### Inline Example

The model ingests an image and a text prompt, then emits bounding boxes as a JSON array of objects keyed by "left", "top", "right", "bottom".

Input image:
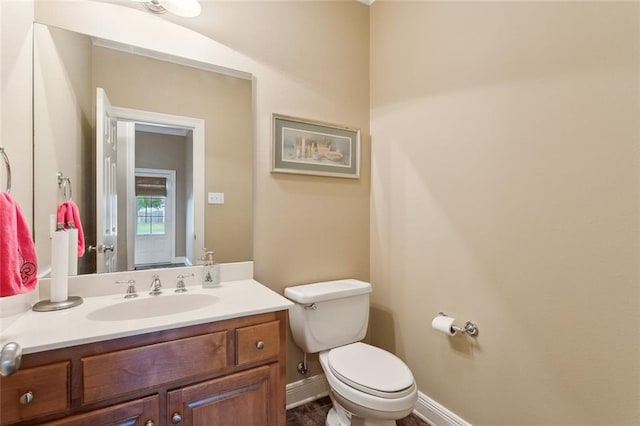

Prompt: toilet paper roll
[
  {"left": 67, "top": 228, "right": 78, "bottom": 276},
  {"left": 50, "top": 230, "right": 69, "bottom": 303},
  {"left": 431, "top": 314, "right": 457, "bottom": 336}
]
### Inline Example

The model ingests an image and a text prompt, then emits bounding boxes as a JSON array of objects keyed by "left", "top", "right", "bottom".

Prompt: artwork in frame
[{"left": 272, "top": 114, "right": 360, "bottom": 179}]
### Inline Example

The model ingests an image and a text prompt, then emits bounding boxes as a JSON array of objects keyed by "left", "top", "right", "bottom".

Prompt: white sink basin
[{"left": 87, "top": 293, "right": 218, "bottom": 321}]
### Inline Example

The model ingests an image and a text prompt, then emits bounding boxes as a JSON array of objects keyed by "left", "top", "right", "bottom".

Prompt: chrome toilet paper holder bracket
[{"left": 438, "top": 312, "right": 479, "bottom": 336}]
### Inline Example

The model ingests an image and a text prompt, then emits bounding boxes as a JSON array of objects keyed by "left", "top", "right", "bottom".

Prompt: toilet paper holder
[{"left": 437, "top": 312, "right": 479, "bottom": 336}]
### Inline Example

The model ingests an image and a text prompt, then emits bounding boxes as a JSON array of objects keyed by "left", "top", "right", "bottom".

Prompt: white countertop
[{"left": 0, "top": 279, "right": 293, "bottom": 354}]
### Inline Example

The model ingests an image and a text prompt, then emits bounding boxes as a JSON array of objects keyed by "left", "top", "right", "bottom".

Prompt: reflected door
[
  {"left": 134, "top": 169, "right": 175, "bottom": 267},
  {"left": 96, "top": 88, "right": 118, "bottom": 273}
]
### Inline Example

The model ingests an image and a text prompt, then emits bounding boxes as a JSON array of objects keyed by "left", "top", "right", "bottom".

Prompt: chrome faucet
[
  {"left": 149, "top": 274, "right": 162, "bottom": 296},
  {"left": 116, "top": 279, "right": 138, "bottom": 299},
  {"left": 175, "top": 273, "right": 194, "bottom": 293}
]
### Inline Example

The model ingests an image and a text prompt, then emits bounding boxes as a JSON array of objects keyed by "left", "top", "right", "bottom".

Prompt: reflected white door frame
[{"left": 113, "top": 106, "right": 205, "bottom": 268}]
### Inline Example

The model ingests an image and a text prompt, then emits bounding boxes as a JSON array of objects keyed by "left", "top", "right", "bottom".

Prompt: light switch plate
[{"left": 207, "top": 192, "right": 225, "bottom": 204}]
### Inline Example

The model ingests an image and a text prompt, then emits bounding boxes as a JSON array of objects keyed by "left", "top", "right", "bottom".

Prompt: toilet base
[
  {"left": 326, "top": 407, "right": 349, "bottom": 426},
  {"left": 325, "top": 393, "right": 397, "bottom": 426}
]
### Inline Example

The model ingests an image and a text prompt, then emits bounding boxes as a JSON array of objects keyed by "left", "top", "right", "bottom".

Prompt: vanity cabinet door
[
  {"left": 167, "top": 364, "right": 278, "bottom": 426},
  {"left": 43, "top": 395, "right": 159, "bottom": 426}
]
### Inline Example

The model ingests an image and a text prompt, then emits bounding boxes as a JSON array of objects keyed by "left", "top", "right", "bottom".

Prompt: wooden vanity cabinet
[{"left": 0, "top": 311, "right": 287, "bottom": 426}]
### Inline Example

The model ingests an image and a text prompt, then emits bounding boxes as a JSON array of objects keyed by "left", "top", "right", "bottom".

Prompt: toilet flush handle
[{"left": 304, "top": 303, "right": 317, "bottom": 310}]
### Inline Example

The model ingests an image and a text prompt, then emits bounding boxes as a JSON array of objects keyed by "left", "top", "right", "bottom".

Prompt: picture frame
[{"left": 272, "top": 114, "right": 360, "bottom": 179}]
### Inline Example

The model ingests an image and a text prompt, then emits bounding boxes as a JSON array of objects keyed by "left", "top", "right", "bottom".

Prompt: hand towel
[
  {"left": 0, "top": 192, "right": 38, "bottom": 297},
  {"left": 64, "top": 200, "right": 85, "bottom": 257},
  {"left": 56, "top": 202, "right": 67, "bottom": 230}
]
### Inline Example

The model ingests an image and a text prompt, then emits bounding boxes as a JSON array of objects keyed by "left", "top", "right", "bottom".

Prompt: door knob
[
  {"left": 171, "top": 412, "right": 182, "bottom": 424},
  {"left": 89, "top": 244, "right": 114, "bottom": 253}
]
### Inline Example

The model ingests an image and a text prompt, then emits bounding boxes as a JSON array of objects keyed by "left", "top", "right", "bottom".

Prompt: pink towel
[
  {"left": 56, "top": 200, "right": 85, "bottom": 257},
  {"left": 56, "top": 202, "right": 67, "bottom": 230},
  {"left": 65, "top": 200, "right": 85, "bottom": 257},
  {"left": 0, "top": 192, "right": 38, "bottom": 297}
]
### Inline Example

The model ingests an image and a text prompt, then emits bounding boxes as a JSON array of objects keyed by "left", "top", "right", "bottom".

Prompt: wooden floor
[{"left": 286, "top": 397, "right": 429, "bottom": 426}]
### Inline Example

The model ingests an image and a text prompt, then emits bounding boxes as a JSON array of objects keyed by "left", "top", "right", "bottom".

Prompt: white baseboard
[
  {"left": 286, "top": 375, "right": 471, "bottom": 426},
  {"left": 286, "top": 374, "right": 330, "bottom": 410},
  {"left": 414, "top": 390, "right": 471, "bottom": 426}
]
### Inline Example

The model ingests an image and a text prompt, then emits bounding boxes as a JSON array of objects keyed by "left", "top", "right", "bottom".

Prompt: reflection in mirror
[
  {"left": 95, "top": 87, "right": 206, "bottom": 274},
  {"left": 33, "top": 23, "right": 253, "bottom": 276}
]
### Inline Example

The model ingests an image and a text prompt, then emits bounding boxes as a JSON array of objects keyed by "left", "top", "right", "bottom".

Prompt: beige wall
[
  {"left": 1, "top": 0, "right": 33, "bottom": 220},
  {"left": 370, "top": 2, "right": 639, "bottom": 424}
]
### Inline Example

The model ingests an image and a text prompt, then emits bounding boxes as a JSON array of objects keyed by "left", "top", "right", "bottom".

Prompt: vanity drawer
[
  {"left": 0, "top": 361, "right": 70, "bottom": 425},
  {"left": 236, "top": 320, "right": 280, "bottom": 365},
  {"left": 82, "top": 331, "right": 228, "bottom": 404}
]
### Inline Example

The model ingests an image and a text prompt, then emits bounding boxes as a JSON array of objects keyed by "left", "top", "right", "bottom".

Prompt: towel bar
[{"left": 57, "top": 171, "right": 72, "bottom": 201}]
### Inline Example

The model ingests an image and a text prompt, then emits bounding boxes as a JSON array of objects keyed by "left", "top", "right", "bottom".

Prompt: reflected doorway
[
  {"left": 134, "top": 169, "right": 175, "bottom": 267},
  {"left": 110, "top": 107, "right": 204, "bottom": 272}
]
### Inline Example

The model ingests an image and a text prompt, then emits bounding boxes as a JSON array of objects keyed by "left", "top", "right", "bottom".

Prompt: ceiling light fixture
[{"left": 134, "top": 0, "right": 202, "bottom": 18}]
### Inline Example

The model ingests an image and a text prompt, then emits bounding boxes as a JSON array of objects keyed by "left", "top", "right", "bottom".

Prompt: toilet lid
[{"left": 328, "top": 342, "right": 415, "bottom": 398}]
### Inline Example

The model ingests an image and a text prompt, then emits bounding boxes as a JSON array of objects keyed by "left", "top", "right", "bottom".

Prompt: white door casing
[
  {"left": 96, "top": 88, "right": 118, "bottom": 273},
  {"left": 112, "top": 107, "right": 204, "bottom": 267}
]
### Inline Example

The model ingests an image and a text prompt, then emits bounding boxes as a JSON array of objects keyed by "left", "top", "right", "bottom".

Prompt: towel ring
[
  {"left": 57, "top": 172, "right": 72, "bottom": 201},
  {"left": 0, "top": 147, "right": 11, "bottom": 193}
]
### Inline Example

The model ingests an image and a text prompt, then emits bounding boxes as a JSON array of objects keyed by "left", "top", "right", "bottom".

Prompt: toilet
[{"left": 284, "top": 279, "right": 418, "bottom": 426}]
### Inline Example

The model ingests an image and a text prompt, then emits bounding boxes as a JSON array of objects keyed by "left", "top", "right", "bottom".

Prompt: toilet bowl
[
  {"left": 320, "top": 343, "right": 417, "bottom": 426},
  {"left": 284, "top": 279, "right": 418, "bottom": 426}
]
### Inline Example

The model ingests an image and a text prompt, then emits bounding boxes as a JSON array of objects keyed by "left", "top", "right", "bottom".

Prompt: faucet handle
[
  {"left": 149, "top": 274, "right": 162, "bottom": 296},
  {"left": 115, "top": 280, "right": 138, "bottom": 299},
  {"left": 175, "top": 273, "right": 195, "bottom": 293}
]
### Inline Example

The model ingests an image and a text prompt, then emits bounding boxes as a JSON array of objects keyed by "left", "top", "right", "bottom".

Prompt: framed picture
[{"left": 272, "top": 114, "right": 360, "bottom": 179}]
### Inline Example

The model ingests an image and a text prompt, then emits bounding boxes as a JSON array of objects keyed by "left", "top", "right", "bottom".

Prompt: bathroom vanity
[{"left": 0, "top": 276, "right": 292, "bottom": 426}]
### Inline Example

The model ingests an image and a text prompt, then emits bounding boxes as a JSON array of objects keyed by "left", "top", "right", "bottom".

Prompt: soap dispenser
[{"left": 201, "top": 249, "right": 220, "bottom": 288}]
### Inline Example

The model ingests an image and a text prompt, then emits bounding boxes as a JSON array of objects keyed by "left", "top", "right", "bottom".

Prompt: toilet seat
[
  {"left": 319, "top": 344, "right": 418, "bottom": 417},
  {"left": 328, "top": 342, "right": 415, "bottom": 399}
]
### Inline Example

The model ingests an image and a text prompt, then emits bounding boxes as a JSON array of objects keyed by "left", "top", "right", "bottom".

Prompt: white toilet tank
[{"left": 284, "top": 279, "right": 372, "bottom": 353}]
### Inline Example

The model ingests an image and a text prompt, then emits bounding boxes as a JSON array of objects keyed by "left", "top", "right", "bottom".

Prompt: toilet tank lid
[{"left": 284, "top": 279, "right": 371, "bottom": 304}]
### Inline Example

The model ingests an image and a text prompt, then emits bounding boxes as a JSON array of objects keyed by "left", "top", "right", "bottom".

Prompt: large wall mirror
[{"left": 33, "top": 22, "right": 253, "bottom": 276}]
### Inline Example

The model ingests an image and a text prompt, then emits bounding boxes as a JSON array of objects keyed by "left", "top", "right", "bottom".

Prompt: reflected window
[
  {"left": 135, "top": 175, "right": 167, "bottom": 236},
  {"left": 136, "top": 196, "right": 166, "bottom": 235}
]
